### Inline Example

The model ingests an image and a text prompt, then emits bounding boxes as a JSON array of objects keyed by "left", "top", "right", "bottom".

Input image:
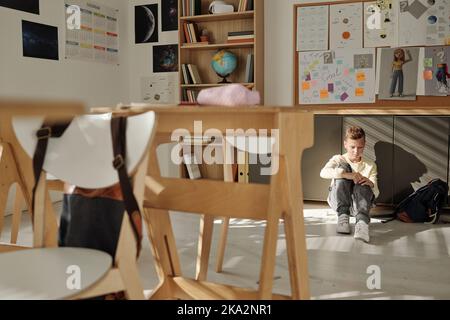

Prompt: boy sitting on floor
[{"left": 320, "top": 126, "right": 379, "bottom": 243}]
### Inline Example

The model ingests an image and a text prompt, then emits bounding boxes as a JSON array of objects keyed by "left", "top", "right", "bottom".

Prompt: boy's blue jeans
[{"left": 327, "top": 163, "right": 374, "bottom": 224}]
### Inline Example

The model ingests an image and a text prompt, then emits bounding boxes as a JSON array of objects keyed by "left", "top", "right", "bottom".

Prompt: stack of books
[
  {"left": 227, "top": 31, "right": 254, "bottom": 44},
  {"left": 183, "top": 22, "right": 200, "bottom": 44},
  {"left": 182, "top": 89, "right": 200, "bottom": 104},
  {"left": 181, "top": 0, "right": 202, "bottom": 17},
  {"left": 181, "top": 64, "right": 203, "bottom": 85},
  {"left": 237, "top": 0, "right": 254, "bottom": 12}
]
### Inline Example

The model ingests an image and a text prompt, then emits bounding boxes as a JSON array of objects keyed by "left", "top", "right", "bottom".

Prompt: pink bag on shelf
[{"left": 197, "top": 84, "right": 261, "bottom": 106}]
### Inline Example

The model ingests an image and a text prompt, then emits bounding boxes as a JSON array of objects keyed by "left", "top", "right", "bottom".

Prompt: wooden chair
[{"left": 0, "top": 111, "right": 156, "bottom": 299}]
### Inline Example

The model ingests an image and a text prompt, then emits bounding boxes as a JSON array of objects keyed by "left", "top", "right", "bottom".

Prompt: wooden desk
[
  {"left": 120, "top": 106, "right": 313, "bottom": 300},
  {"left": 0, "top": 99, "right": 84, "bottom": 249}
]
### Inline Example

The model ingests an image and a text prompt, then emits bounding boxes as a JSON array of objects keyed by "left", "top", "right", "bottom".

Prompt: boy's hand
[
  {"left": 343, "top": 172, "right": 364, "bottom": 184},
  {"left": 358, "top": 177, "right": 374, "bottom": 188}
]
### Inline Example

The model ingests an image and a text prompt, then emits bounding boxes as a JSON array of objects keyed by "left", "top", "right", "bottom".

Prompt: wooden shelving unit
[{"left": 178, "top": 0, "right": 264, "bottom": 104}]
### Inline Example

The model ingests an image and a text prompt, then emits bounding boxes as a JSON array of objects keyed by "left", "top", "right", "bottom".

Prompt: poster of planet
[
  {"left": 162, "top": 0, "right": 178, "bottom": 31},
  {"left": 153, "top": 44, "right": 178, "bottom": 73},
  {"left": 22, "top": 20, "right": 59, "bottom": 61},
  {"left": 135, "top": 4, "right": 158, "bottom": 44},
  {"left": 0, "top": 0, "right": 39, "bottom": 14}
]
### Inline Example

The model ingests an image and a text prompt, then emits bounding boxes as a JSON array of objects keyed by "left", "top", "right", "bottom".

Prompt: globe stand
[{"left": 217, "top": 73, "right": 231, "bottom": 84}]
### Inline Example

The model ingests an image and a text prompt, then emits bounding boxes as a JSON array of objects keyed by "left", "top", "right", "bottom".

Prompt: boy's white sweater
[{"left": 320, "top": 153, "right": 379, "bottom": 198}]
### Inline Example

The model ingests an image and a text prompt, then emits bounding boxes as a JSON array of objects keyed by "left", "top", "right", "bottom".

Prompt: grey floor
[{"left": 2, "top": 202, "right": 450, "bottom": 300}]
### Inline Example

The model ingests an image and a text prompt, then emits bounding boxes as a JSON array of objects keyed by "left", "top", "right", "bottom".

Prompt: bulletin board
[{"left": 293, "top": 0, "right": 450, "bottom": 107}]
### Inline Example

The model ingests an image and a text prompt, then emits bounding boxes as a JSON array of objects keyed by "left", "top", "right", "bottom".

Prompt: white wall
[
  {"left": 264, "top": 0, "right": 331, "bottom": 106},
  {"left": 0, "top": 0, "right": 130, "bottom": 107},
  {"left": 0, "top": 0, "right": 130, "bottom": 216}
]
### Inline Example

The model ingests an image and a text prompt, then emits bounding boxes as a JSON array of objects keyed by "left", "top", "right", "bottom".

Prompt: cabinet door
[
  {"left": 342, "top": 116, "right": 394, "bottom": 205},
  {"left": 302, "top": 116, "right": 342, "bottom": 201},
  {"left": 394, "top": 117, "right": 450, "bottom": 204}
]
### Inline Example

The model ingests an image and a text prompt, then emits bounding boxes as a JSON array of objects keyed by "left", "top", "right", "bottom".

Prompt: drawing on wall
[
  {"left": 153, "top": 44, "right": 178, "bottom": 72},
  {"left": 141, "top": 74, "right": 177, "bottom": 104},
  {"left": 22, "top": 20, "right": 58, "bottom": 61},
  {"left": 65, "top": 0, "right": 120, "bottom": 65},
  {"left": 162, "top": 0, "right": 178, "bottom": 31},
  {"left": 330, "top": 3, "right": 363, "bottom": 49},
  {"left": 135, "top": 4, "right": 158, "bottom": 44},
  {"left": 378, "top": 47, "right": 420, "bottom": 100},
  {"left": 0, "top": 0, "right": 39, "bottom": 14},
  {"left": 398, "top": 0, "right": 450, "bottom": 46},
  {"left": 298, "top": 48, "right": 376, "bottom": 104},
  {"left": 423, "top": 46, "right": 450, "bottom": 95},
  {"left": 296, "top": 5, "right": 329, "bottom": 51},
  {"left": 364, "top": 0, "right": 399, "bottom": 48}
]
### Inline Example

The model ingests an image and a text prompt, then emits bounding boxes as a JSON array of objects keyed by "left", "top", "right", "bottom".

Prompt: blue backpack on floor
[{"left": 383, "top": 179, "right": 448, "bottom": 224}]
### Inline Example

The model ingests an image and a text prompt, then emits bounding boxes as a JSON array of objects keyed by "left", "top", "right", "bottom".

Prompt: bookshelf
[{"left": 178, "top": 0, "right": 264, "bottom": 104}]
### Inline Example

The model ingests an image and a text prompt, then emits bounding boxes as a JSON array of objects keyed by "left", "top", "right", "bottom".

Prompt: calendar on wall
[{"left": 65, "top": 0, "right": 119, "bottom": 65}]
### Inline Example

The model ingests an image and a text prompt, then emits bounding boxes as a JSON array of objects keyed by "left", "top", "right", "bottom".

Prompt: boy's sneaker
[
  {"left": 354, "top": 221, "right": 370, "bottom": 243},
  {"left": 337, "top": 214, "right": 351, "bottom": 234}
]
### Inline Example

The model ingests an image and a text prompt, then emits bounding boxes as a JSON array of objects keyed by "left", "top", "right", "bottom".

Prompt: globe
[{"left": 211, "top": 50, "right": 238, "bottom": 83}]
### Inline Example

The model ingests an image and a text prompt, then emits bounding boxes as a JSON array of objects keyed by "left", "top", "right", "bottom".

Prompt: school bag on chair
[{"left": 383, "top": 179, "right": 449, "bottom": 224}]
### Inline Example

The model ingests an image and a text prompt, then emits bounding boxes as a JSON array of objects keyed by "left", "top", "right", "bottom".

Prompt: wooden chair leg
[
  {"left": 10, "top": 187, "right": 24, "bottom": 244},
  {"left": 195, "top": 215, "right": 214, "bottom": 281},
  {"left": 0, "top": 185, "right": 8, "bottom": 239},
  {"left": 214, "top": 142, "right": 234, "bottom": 273},
  {"left": 215, "top": 217, "right": 230, "bottom": 273}
]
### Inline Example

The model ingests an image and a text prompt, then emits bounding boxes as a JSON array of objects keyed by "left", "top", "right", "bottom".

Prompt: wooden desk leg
[
  {"left": 279, "top": 113, "right": 312, "bottom": 300},
  {"left": 144, "top": 140, "right": 182, "bottom": 299},
  {"left": 258, "top": 157, "right": 285, "bottom": 299}
]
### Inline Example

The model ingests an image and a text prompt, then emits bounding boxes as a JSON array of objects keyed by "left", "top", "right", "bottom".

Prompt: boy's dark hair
[{"left": 345, "top": 126, "right": 366, "bottom": 141}]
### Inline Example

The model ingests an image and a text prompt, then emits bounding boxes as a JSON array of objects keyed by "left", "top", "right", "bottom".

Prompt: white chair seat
[{"left": 0, "top": 248, "right": 112, "bottom": 300}]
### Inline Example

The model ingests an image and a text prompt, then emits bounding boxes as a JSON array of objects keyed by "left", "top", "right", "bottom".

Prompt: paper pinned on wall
[
  {"left": 398, "top": 0, "right": 450, "bottom": 46},
  {"left": 423, "top": 46, "right": 450, "bottom": 96},
  {"left": 296, "top": 5, "right": 329, "bottom": 51},
  {"left": 140, "top": 74, "right": 177, "bottom": 104},
  {"left": 298, "top": 48, "right": 376, "bottom": 104},
  {"left": 364, "top": 0, "right": 399, "bottom": 48},
  {"left": 330, "top": 2, "right": 363, "bottom": 49}
]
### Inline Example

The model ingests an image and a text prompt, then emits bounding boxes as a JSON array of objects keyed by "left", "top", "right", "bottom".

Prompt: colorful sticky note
[
  {"left": 424, "top": 58, "right": 433, "bottom": 68},
  {"left": 320, "top": 89, "right": 329, "bottom": 99},
  {"left": 350, "top": 68, "right": 355, "bottom": 74},
  {"left": 311, "top": 80, "right": 318, "bottom": 87},
  {"left": 302, "top": 81, "right": 311, "bottom": 90},
  {"left": 340, "top": 92, "right": 349, "bottom": 101},
  {"left": 305, "top": 73, "right": 312, "bottom": 81},
  {"left": 328, "top": 83, "right": 334, "bottom": 92},
  {"left": 356, "top": 72, "right": 366, "bottom": 82},
  {"left": 423, "top": 70, "right": 433, "bottom": 80},
  {"left": 343, "top": 69, "right": 350, "bottom": 76},
  {"left": 358, "top": 82, "right": 365, "bottom": 87},
  {"left": 355, "top": 88, "right": 365, "bottom": 97},
  {"left": 337, "top": 60, "right": 343, "bottom": 65},
  {"left": 335, "top": 95, "right": 341, "bottom": 100}
]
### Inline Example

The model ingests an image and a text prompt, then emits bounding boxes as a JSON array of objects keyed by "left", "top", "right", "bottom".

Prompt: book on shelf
[
  {"left": 228, "top": 31, "right": 254, "bottom": 36},
  {"left": 183, "top": 153, "right": 202, "bottom": 180},
  {"left": 227, "top": 38, "right": 255, "bottom": 44},
  {"left": 181, "top": 64, "right": 194, "bottom": 84},
  {"left": 227, "top": 34, "right": 255, "bottom": 40},
  {"left": 238, "top": 0, "right": 254, "bottom": 12},
  {"left": 245, "top": 53, "right": 254, "bottom": 83},
  {"left": 187, "top": 64, "right": 203, "bottom": 84},
  {"left": 182, "top": 0, "right": 202, "bottom": 17}
]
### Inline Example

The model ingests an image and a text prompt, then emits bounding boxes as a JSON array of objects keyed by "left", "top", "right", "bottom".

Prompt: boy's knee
[{"left": 354, "top": 184, "right": 374, "bottom": 198}]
